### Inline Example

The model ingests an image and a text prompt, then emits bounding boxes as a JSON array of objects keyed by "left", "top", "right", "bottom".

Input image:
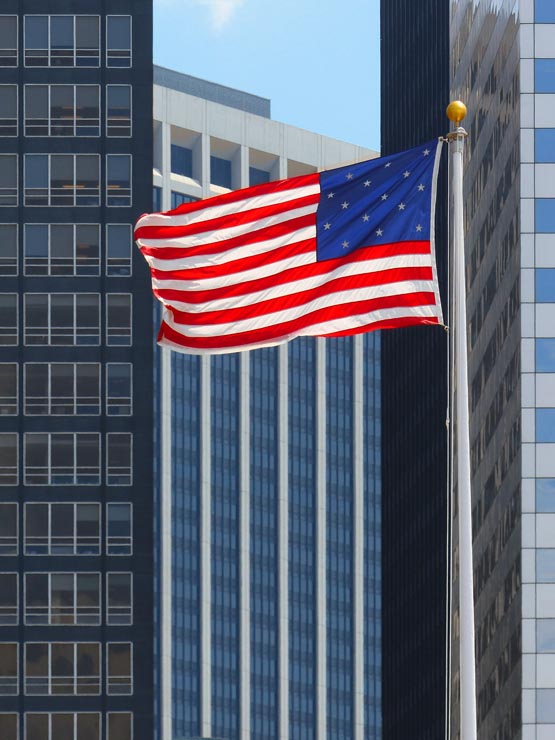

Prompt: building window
[
  {"left": 24, "top": 84, "right": 100, "bottom": 137},
  {"left": 24, "top": 16, "right": 100, "bottom": 67},
  {"left": 25, "top": 223, "right": 100, "bottom": 277},
  {"left": 537, "top": 130, "right": 555, "bottom": 163},
  {"left": 0, "top": 154, "right": 17, "bottom": 206},
  {"left": 0, "top": 433, "right": 17, "bottom": 485},
  {"left": 0, "top": 363, "right": 17, "bottom": 415},
  {"left": 0, "top": 85, "right": 17, "bottom": 135},
  {"left": 24, "top": 154, "right": 100, "bottom": 206},
  {"left": 153, "top": 186, "right": 162, "bottom": 211},
  {"left": 25, "top": 713, "right": 100, "bottom": 740},
  {"left": 24, "top": 432, "right": 100, "bottom": 486},
  {"left": 106, "top": 224, "right": 132, "bottom": 276},
  {"left": 25, "top": 572, "right": 100, "bottom": 626},
  {"left": 106, "top": 294, "right": 132, "bottom": 346},
  {"left": 249, "top": 166, "right": 270, "bottom": 186},
  {"left": 106, "top": 433, "right": 132, "bottom": 485},
  {"left": 24, "top": 293, "right": 100, "bottom": 346},
  {"left": 537, "top": 269, "right": 555, "bottom": 302},
  {"left": 24, "top": 642, "right": 100, "bottom": 695},
  {"left": 107, "top": 155, "right": 132, "bottom": 207},
  {"left": 0, "top": 504, "right": 17, "bottom": 555},
  {"left": 0, "top": 224, "right": 17, "bottom": 275},
  {"left": 0, "top": 295, "right": 17, "bottom": 345},
  {"left": 107, "top": 364, "right": 132, "bottom": 416},
  {"left": 107, "top": 85, "right": 131, "bottom": 137},
  {"left": 106, "top": 16, "right": 131, "bottom": 67},
  {"left": 0, "top": 714, "right": 17, "bottom": 740},
  {"left": 25, "top": 363, "right": 100, "bottom": 416},
  {"left": 536, "top": 59, "right": 555, "bottom": 94},
  {"left": 107, "top": 713, "right": 132, "bottom": 740},
  {"left": 171, "top": 191, "right": 197, "bottom": 210},
  {"left": 171, "top": 144, "right": 193, "bottom": 177},
  {"left": 536, "top": 0, "right": 555, "bottom": 23},
  {"left": 537, "top": 409, "right": 555, "bottom": 443},
  {"left": 107, "top": 573, "right": 132, "bottom": 625},
  {"left": 0, "top": 643, "right": 18, "bottom": 695},
  {"left": 25, "top": 502, "right": 100, "bottom": 556},
  {"left": 107, "top": 504, "right": 132, "bottom": 555},
  {"left": 210, "top": 155, "right": 232, "bottom": 188},
  {"left": 0, "top": 16, "right": 17, "bottom": 67},
  {"left": 107, "top": 643, "right": 132, "bottom": 695},
  {"left": 0, "top": 573, "right": 17, "bottom": 625}
]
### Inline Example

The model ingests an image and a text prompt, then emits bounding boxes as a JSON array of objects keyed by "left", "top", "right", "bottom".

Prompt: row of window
[
  {"left": 0, "top": 641, "right": 132, "bottom": 695},
  {"left": 0, "top": 154, "right": 132, "bottom": 207},
  {"left": 0, "top": 502, "right": 132, "bottom": 556},
  {"left": 0, "top": 363, "right": 132, "bottom": 416},
  {"left": 0, "top": 84, "right": 131, "bottom": 137},
  {"left": 0, "top": 432, "right": 132, "bottom": 486},
  {"left": 0, "top": 223, "right": 132, "bottom": 277},
  {"left": 0, "top": 15, "right": 132, "bottom": 68},
  {"left": 0, "top": 293, "right": 132, "bottom": 347},
  {"left": 0, "top": 712, "right": 132, "bottom": 740},
  {"left": 0, "top": 571, "right": 132, "bottom": 626},
  {"left": 166, "top": 143, "right": 273, "bottom": 190}
]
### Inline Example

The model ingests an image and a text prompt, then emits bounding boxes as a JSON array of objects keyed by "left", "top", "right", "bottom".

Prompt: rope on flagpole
[{"left": 446, "top": 100, "right": 477, "bottom": 740}]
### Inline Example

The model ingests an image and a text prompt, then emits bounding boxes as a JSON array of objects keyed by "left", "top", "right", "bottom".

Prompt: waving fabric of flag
[{"left": 135, "top": 140, "right": 444, "bottom": 354}]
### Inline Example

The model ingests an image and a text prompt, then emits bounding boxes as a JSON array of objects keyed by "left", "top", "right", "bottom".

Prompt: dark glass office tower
[
  {"left": 0, "top": 2, "right": 153, "bottom": 739},
  {"left": 380, "top": 2, "right": 451, "bottom": 739}
]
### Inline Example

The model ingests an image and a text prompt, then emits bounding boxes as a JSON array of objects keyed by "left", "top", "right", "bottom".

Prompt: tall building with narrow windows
[
  {"left": 152, "top": 67, "right": 382, "bottom": 740},
  {"left": 0, "top": 3, "right": 154, "bottom": 740},
  {"left": 383, "top": 1, "right": 555, "bottom": 739}
]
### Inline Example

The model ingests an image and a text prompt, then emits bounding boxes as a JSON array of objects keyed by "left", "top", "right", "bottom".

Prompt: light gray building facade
[{"left": 152, "top": 67, "right": 382, "bottom": 740}]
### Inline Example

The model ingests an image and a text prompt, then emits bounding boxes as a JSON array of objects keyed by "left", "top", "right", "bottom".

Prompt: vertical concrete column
[
  {"left": 278, "top": 343, "right": 289, "bottom": 739},
  {"left": 240, "top": 351, "right": 251, "bottom": 740},
  {"left": 353, "top": 335, "right": 364, "bottom": 740},
  {"left": 316, "top": 337, "right": 327, "bottom": 740},
  {"left": 200, "top": 355, "right": 212, "bottom": 737}
]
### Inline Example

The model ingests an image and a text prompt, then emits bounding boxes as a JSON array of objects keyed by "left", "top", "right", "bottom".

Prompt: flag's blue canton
[{"left": 316, "top": 140, "right": 440, "bottom": 262}]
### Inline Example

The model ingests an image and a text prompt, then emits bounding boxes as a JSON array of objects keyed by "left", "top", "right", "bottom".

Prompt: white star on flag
[
  {"left": 328, "top": 192, "right": 335, "bottom": 199},
  {"left": 324, "top": 222, "right": 331, "bottom": 230},
  {"left": 364, "top": 180, "right": 371, "bottom": 187},
  {"left": 403, "top": 170, "right": 411, "bottom": 178},
  {"left": 362, "top": 214, "right": 369, "bottom": 222},
  {"left": 398, "top": 203, "right": 406, "bottom": 211},
  {"left": 418, "top": 184, "right": 425, "bottom": 191},
  {"left": 342, "top": 240, "right": 349, "bottom": 249},
  {"left": 376, "top": 228, "right": 383, "bottom": 236},
  {"left": 416, "top": 224, "right": 423, "bottom": 232},
  {"left": 341, "top": 201, "right": 349, "bottom": 209},
  {"left": 381, "top": 194, "right": 388, "bottom": 201}
]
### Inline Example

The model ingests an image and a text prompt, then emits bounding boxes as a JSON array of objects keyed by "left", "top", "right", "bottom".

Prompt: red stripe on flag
[
  {"left": 159, "top": 291, "right": 437, "bottom": 350},
  {"left": 160, "top": 267, "right": 434, "bottom": 324},
  {"left": 138, "top": 213, "right": 317, "bottom": 260},
  {"left": 135, "top": 192, "right": 319, "bottom": 241}
]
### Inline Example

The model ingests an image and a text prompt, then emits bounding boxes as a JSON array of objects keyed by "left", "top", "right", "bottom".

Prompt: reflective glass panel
[
  {"left": 537, "top": 199, "right": 555, "bottom": 233},
  {"left": 537, "top": 269, "right": 555, "bottom": 302},
  {"left": 537, "top": 408, "right": 555, "bottom": 442},
  {"left": 536, "top": 130, "right": 555, "bottom": 163},
  {"left": 536, "top": 0, "right": 555, "bottom": 22},
  {"left": 536, "top": 60, "right": 555, "bottom": 93}
]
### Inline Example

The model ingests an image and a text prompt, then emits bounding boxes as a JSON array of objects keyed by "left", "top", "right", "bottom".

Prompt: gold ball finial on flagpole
[{"left": 446, "top": 100, "right": 467, "bottom": 126}]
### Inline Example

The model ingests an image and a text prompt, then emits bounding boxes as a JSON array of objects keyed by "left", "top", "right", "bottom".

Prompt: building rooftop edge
[{"left": 153, "top": 65, "right": 271, "bottom": 118}]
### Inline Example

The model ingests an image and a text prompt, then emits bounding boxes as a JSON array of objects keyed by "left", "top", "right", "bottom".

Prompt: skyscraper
[
  {"left": 152, "top": 66, "right": 382, "bottom": 740},
  {"left": 0, "top": 3, "right": 154, "bottom": 739},
  {"left": 380, "top": 2, "right": 451, "bottom": 739},
  {"left": 384, "top": 1, "right": 555, "bottom": 738}
]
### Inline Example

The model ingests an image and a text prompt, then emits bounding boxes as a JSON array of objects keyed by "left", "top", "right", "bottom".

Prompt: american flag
[{"left": 135, "top": 140, "right": 444, "bottom": 354}]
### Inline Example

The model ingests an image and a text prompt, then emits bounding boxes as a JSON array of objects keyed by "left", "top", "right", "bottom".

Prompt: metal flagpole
[{"left": 447, "top": 100, "right": 477, "bottom": 740}]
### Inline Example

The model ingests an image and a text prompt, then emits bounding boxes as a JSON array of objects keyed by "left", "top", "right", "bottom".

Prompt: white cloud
[{"left": 156, "top": 0, "right": 245, "bottom": 31}]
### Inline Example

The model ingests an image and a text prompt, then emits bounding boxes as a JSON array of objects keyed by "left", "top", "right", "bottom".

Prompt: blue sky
[{"left": 153, "top": 0, "right": 380, "bottom": 151}]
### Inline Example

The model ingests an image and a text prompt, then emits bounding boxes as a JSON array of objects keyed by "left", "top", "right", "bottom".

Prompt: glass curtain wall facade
[
  {"left": 450, "top": 2, "right": 521, "bottom": 739},
  {"left": 380, "top": 2, "right": 451, "bottom": 739},
  {"left": 152, "top": 69, "right": 382, "bottom": 740},
  {"left": 0, "top": 2, "right": 154, "bottom": 740}
]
